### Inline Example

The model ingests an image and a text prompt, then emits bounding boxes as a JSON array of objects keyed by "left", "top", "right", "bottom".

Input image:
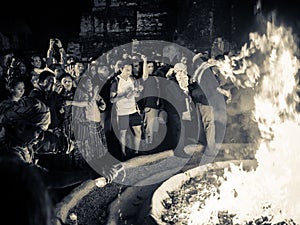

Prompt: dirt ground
[{"left": 56, "top": 143, "right": 256, "bottom": 225}]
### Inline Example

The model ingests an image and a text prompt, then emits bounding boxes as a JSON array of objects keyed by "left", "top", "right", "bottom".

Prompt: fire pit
[
  {"left": 148, "top": 20, "right": 300, "bottom": 225},
  {"left": 150, "top": 160, "right": 257, "bottom": 225},
  {"left": 151, "top": 158, "right": 297, "bottom": 225}
]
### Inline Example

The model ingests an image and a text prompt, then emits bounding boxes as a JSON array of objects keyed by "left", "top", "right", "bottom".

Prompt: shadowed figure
[{"left": 0, "top": 97, "right": 97, "bottom": 189}]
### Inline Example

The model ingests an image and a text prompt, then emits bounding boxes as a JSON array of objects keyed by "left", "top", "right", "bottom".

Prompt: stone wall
[{"left": 77, "top": 0, "right": 256, "bottom": 58}]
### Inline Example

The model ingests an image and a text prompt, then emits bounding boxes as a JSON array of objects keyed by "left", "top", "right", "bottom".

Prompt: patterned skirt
[{"left": 74, "top": 121, "right": 108, "bottom": 162}]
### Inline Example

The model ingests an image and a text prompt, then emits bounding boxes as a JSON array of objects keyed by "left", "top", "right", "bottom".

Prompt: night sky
[
  {"left": 0, "top": 0, "right": 94, "bottom": 51},
  {"left": 1, "top": 0, "right": 300, "bottom": 52}
]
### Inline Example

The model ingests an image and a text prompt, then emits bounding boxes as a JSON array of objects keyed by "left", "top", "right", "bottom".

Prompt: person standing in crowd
[
  {"left": 28, "top": 70, "right": 69, "bottom": 168},
  {"left": 72, "top": 61, "right": 86, "bottom": 87},
  {"left": 0, "top": 96, "right": 108, "bottom": 188},
  {"left": 58, "top": 73, "right": 76, "bottom": 154},
  {"left": 110, "top": 60, "right": 143, "bottom": 157},
  {"left": 70, "top": 76, "right": 107, "bottom": 162},
  {"left": 164, "top": 63, "right": 197, "bottom": 156},
  {"left": 29, "top": 70, "right": 64, "bottom": 130},
  {"left": 70, "top": 75, "right": 123, "bottom": 180},
  {"left": 131, "top": 54, "right": 142, "bottom": 79},
  {"left": 94, "top": 62, "right": 114, "bottom": 136},
  {"left": 46, "top": 38, "right": 67, "bottom": 70},
  {"left": 6, "top": 57, "right": 33, "bottom": 96},
  {"left": 190, "top": 56, "right": 221, "bottom": 159},
  {"left": 0, "top": 78, "right": 25, "bottom": 114},
  {"left": 139, "top": 55, "right": 162, "bottom": 146},
  {"left": 30, "top": 55, "right": 45, "bottom": 76}
]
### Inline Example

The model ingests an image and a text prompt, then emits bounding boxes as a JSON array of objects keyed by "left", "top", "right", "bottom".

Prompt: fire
[{"left": 187, "top": 21, "right": 300, "bottom": 224}]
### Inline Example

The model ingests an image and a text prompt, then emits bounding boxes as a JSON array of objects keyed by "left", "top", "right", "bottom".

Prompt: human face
[
  {"left": 75, "top": 62, "right": 85, "bottom": 75},
  {"left": 84, "top": 78, "right": 93, "bottom": 92},
  {"left": 67, "top": 57, "right": 75, "bottom": 65},
  {"left": 54, "top": 67, "right": 64, "bottom": 78},
  {"left": 31, "top": 56, "right": 42, "bottom": 69},
  {"left": 19, "top": 62, "right": 27, "bottom": 75},
  {"left": 11, "top": 82, "right": 25, "bottom": 100},
  {"left": 31, "top": 74, "right": 39, "bottom": 88},
  {"left": 121, "top": 64, "right": 132, "bottom": 78},
  {"left": 14, "top": 123, "right": 44, "bottom": 146},
  {"left": 147, "top": 62, "right": 154, "bottom": 75},
  {"left": 90, "top": 65, "right": 97, "bottom": 76},
  {"left": 132, "top": 62, "right": 141, "bottom": 77},
  {"left": 97, "top": 65, "right": 110, "bottom": 79},
  {"left": 41, "top": 76, "right": 55, "bottom": 92},
  {"left": 61, "top": 76, "right": 73, "bottom": 91},
  {"left": 181, "top": 56, "right": 187, "bottom": 64}
]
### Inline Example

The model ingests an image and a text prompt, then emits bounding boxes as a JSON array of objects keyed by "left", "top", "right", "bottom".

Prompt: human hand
[
  {"left": 141, "top": 54, "right": 147, "bottom": 61},
  {"left": 53, "top": 82, "right": 63, "bottom": 93},
  {"left": 65, "top": 100, "right": 72, "bottom": 106},
  {"left": 49, "top": 38, "right": 55, "bottom": 48},
  {"left": 10, "top": 57, "right": 19, "bottom": 68},
  {"left": 166, "top": 68, "right": 175, "bottom": 77},
  {"left": 182, "top": 111, "right": 192, "bottom": 121},
  {"left": 101, "top": 163, "right": 125, "bottom": 183},
  {"left": 126, "top": 91, "right": 134, "bottom": 98},
  {"left": 55, "top": 38, "right": 63, "bottom": 48}
]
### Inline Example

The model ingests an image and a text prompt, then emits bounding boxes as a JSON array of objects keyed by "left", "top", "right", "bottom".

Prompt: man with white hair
[
  {"left": 189, "top": 57, "right": 220, "bottom": 159},
  {"left": 164, "top": 63, "right": 197, "bottom": 156}
]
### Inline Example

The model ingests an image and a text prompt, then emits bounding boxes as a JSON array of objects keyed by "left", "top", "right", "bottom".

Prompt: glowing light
[{"left": 188, "top": 21, "right": 300, "bottom": 224}]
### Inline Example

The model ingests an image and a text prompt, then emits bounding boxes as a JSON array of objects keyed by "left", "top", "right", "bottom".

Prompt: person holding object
[{"left": 110, "top": 60, "right": 143, "bottom": 157}]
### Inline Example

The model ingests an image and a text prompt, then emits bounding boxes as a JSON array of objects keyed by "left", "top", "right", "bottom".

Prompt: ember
[
  {"left": 161, "top": 167, "right": 296, "bottom": 225},
  {"left": 161, "top": 169, "right": 224, "bottom": 224}
]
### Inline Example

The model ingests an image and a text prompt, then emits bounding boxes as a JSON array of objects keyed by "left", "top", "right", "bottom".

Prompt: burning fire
[{"left": 187, "top": 21, "right": 300, "bottom": 224}]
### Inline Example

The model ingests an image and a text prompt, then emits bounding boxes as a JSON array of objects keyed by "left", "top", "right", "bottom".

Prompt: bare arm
[
  {"left": 56, "top": 39, "right": 66, "bottom": 66},
  {"left": 110, "top": 90, "right": 130, "bottom": 103},
  {"left": 141, "top": 55, "right": 148, "bottom": 81},
  {"left": 46, "top": 39, "right": 55, "bottom": 68},
  {"left": 66, "top": 100, "right": 89, "bottom": 107}
]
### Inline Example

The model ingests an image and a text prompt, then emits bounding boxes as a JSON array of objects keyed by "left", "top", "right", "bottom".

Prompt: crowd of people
[
  {"left": 0, "top": 36, "right": 259, "bottom": 224},
  {"left": 0, "top": 37, "right": 232, "bottom": 167}
]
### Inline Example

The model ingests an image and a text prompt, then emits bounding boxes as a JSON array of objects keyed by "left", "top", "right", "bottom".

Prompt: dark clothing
[
  {"left": 0, "top": 77, "right": 9, "bottom": 102},
  {"left": 161, "top": 78, "right": 198, "bottom": 151},
  {"left": 164, "top": 80, "right": 189, "bottom": 115},
  {"left": 189, "top": 81, "right": 209, "bottom": 105},
  {"left": 29, "top": 89, "right": 64, "bottom": 129},
  {"left": 191, "top": 64, "right": 220, "bottom": 105},
  {"left": 139, "top": 76, "right": 161, "bottom": 110},
  {"left": 60, "top": 88, "right": 75, "bottom": 122},
  {"left": 0, "top": 98, "right": 18, "bottom": 115},
  {"left": 153, "top": 65, "right": 172, "bottom": 78},
  {"left": 1, "top": 145, "right": 34, "bottom": 164},
  {"left": 118, "top": 112, "right": 143, "bottom": 130}
]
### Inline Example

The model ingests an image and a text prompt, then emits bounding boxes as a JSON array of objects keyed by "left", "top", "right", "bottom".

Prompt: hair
[
  {"left": 2, "top": 97, "right": 51, "bottom": 131},
  {"left": 38, "top": 70, "right": 55, "bottom": 83},
  {"left": 131, "top": 54, "right": 141, "bottom": 63},
  {"left": 6, "top": 77, "right": 25, "bottom": 92},
  {"left": 118, "top": 59, "right": 133, "bottom": 69},
  {"left": 58, "top": 72, "right": 73, "bottom": 82},
  {"left": 160, "top": 56, "right": 171, "bottom": 65},
  {"left": 0, "top": 156, "right": 53, "bottom": 225}
]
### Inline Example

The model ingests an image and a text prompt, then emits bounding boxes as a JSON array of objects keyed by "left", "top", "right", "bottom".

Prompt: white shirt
[{"left": 116, "top": 76, "right": 137, "bottom": 116}]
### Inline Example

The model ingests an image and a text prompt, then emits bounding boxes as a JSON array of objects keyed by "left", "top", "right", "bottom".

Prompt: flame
[{"left": 187, "top": 21, "right": 300, "bottom": 224}]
